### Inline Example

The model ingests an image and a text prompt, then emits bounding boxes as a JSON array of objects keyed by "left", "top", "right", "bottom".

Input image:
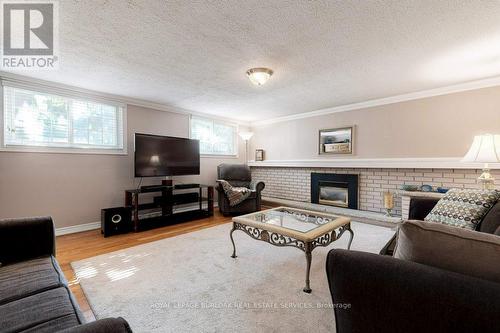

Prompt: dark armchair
[{"left": 216, "top": 164, "right": 265, "bottom": 216}]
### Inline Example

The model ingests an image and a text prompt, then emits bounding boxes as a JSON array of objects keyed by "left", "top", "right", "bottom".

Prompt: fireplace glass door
[{"left": 319, "top": 184, "right": 349, "bottom": 208}]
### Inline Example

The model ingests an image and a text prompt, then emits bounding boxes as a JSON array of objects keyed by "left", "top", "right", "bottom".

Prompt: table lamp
[
  {"left": 462, "top": 134, "right": 500, "bottom": 189},
  {"left": 238, "top": 131, "right": 254, "bottom": 164}
]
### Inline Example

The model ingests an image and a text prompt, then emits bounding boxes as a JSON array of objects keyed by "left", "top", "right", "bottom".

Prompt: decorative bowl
[
  {"left": 437, "top": 187, "right": 449, "bottom": 193},
  {"left": 400, "top": 184, "right": 419, "bottom": 191},
  {"left": 420, "top": 184, "right": 433, "bottom": 192}
]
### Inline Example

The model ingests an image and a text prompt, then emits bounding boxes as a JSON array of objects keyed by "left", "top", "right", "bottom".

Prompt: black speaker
[{"left": 101, "top": 207, "right": 132, "bottom": 237}]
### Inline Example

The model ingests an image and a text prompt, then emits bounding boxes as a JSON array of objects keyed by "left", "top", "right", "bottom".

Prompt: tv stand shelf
[{"left": 125, "top": 181, "right": 214, "bottom": 232}]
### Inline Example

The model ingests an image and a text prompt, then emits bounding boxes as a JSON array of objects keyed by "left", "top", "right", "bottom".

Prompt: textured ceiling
[{"left": 6, "top": 0, "right": 500, "bottom": 122}]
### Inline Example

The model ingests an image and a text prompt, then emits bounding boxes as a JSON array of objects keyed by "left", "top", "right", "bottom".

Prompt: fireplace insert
[
  {"left": 311, "top": 173, "right": 359, "bottom": 209},
  {"left": 319, "top": 183, "right": 349, "bottom": 207}
]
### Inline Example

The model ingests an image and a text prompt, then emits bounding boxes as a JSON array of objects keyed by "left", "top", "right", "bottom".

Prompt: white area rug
[{"left": 72, "top": 222, "right": 395, "bottom": 333}]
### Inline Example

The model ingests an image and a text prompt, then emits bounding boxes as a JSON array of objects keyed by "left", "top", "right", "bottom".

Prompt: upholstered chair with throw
[{"left": 216, "top": 164, "right": 265, "bottom": 216}]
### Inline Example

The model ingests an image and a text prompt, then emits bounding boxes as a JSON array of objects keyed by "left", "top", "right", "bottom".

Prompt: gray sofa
[
  {"left": 327, "top": 248, "right": 500, "bottom": 333},
  {"left": 326, "top": 197, "right": 500, "bottom": 333},
  {"left": 380, "top": 196, "right": 500, "bottom": 255},
  {"left": 216, "top": 164, "right": 265, "bottom": 216},
  {"left": 0, "top": 217, "right": 132, "bottom": 333}
]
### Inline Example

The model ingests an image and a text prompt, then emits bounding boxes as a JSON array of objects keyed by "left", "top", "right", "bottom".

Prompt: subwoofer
[{"left": 101, "top": 207, "right": 132, "bottom": 237}]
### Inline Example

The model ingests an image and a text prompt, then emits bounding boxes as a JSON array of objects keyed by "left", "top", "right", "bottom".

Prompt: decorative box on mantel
[{"left": 399, "top": 190, "right": 445, "bottom": 220}]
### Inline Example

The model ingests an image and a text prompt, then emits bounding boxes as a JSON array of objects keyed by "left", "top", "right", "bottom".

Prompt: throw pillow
[
  {"left": 478, "top": 201, "right": 500, "bottom": 233},
  {"left": 424, "top": 188, "right": 499, "bottom": 230},
  {"left": 394, "top": 220, "right": 500, "bottom": 283}
]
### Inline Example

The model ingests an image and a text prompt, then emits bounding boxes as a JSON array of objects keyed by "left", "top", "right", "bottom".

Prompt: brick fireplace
[{"left": 250, "top": 167, "right": 497, "bottom": 216}]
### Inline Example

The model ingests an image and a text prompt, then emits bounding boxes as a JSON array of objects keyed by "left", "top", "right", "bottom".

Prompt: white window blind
[
  {"left": 3, "top": 86, "right": 125, "bottom": 152},
  {"left": 190, "top": 117, "right": 237, "bottom": 156}
]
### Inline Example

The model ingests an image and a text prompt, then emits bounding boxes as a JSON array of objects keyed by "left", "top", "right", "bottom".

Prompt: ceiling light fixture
[{"left": 246, "top": 67, "right": 273, "bottom": 86}]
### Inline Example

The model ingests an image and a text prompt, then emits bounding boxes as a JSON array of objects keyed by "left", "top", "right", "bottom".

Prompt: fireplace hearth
[{"left": 311, "top": 173, "right": 359, "bottom": 209}]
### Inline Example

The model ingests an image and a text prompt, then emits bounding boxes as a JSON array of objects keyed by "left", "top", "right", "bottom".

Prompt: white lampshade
[
  {"left": 238, "top": 131, "right": 254, "bottom": 141},
  {"left": 462, "top": 134, "right": 500, "bottom": 163}
]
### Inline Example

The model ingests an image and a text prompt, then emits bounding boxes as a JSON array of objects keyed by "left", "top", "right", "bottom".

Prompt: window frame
[
  {"left": 189, "top": 115, "right": 239, "bottom": 158},
  {"left": 0, "top": 82, "right": 127, "bottom": 155}
]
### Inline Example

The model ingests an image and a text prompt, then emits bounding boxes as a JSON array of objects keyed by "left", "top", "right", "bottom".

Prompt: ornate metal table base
[{"left": 229, "top": 221, "right": 354, "bottom": 293}]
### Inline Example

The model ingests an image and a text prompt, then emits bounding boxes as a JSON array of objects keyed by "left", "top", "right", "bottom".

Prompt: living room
[{"left": 1, "top": 1, "right": 500, "bottom": 333}]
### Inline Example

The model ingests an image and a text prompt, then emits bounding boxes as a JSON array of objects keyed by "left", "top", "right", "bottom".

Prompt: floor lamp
[{"left": 238, "top": 131, "right": 254, "bottom": 164}]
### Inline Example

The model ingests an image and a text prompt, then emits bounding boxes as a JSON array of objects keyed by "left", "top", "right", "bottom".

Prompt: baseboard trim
[
  {"left": 55, "top": 202, "right": 219, "bottom": 236},
  {"left": 55, "top": 222, "right": 100, "bottom": 236}
]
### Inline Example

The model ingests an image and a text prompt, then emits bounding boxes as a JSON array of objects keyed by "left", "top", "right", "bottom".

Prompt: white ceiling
[{"left": 6, "top": 0, "right": 500, "bottom": 122}]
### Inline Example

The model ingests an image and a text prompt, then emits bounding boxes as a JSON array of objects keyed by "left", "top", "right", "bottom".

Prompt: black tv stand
[
  {"left": 125, "top": 181, "right": 214, "bottom": 232},
  {"left": 175, "top": 183, "right": 200, "bottom": 189},
  {"left": 140, "top": 184, "right": 169, "bottom": 191}
]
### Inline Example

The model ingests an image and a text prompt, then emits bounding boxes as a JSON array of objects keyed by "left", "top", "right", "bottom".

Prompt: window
[
  {"left": 2, "top": 85, "right": 125, "bottom": 153},
  {"left": 190, "top": 116, "right": 237, "bottom": 156}
]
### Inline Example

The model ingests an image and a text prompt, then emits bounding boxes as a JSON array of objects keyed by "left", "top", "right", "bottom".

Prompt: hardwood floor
[{"left": 56, "top": 210, "right": 232, "bottom": 322}]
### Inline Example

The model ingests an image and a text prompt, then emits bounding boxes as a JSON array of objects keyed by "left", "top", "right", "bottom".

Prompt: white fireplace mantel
[{"left": 248, "top": 157, "right": 500, "bottom": 169}]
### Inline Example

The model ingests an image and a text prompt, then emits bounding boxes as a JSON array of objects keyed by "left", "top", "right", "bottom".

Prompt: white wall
[{"left": 0, "top": 104, "right": 247, "bottom": 228}]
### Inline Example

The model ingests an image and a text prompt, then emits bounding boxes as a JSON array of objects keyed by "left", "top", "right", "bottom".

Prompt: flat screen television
[{"left": 134, "top": 133, "right": 200, "bottom": 177}]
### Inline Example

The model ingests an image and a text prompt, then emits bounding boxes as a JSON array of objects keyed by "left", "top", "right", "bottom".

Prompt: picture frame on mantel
[
  {"left": 319, "top": 126, "right": 354, "bottom": 155},
  {"left": 255, "top": 149, "right": 265, "bottom": 161}
]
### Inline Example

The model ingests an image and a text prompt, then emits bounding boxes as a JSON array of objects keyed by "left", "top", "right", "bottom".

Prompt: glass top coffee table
[{"left": 230, "top": 206, "right": 354, "bottom": 293}]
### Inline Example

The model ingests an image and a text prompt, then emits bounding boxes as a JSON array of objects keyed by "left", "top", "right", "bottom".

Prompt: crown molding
[
  {"left": 250, "top": 76, "right": 500, "bottom": 127},
  {"left": 6, "top": 71, "right": 500, "bottom": 129},
  {"left": 248, "top": 157, "right": 500, "bottom": 169},
  {"left": 0, "top": 71, "right": 250, "bottom": 126}
]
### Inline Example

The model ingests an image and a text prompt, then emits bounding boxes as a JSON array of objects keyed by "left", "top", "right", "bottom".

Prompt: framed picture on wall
[
  {"left": 255, "top": 149, "right": 265, "bottom": 161},
  {"left": 319, "top": 127, "right": 353, "bottom": 155}
]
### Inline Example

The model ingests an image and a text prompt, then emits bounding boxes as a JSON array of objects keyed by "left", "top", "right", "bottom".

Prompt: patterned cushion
[{"left": 424, "top": 188, "right": 499, "bottom": 230}]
